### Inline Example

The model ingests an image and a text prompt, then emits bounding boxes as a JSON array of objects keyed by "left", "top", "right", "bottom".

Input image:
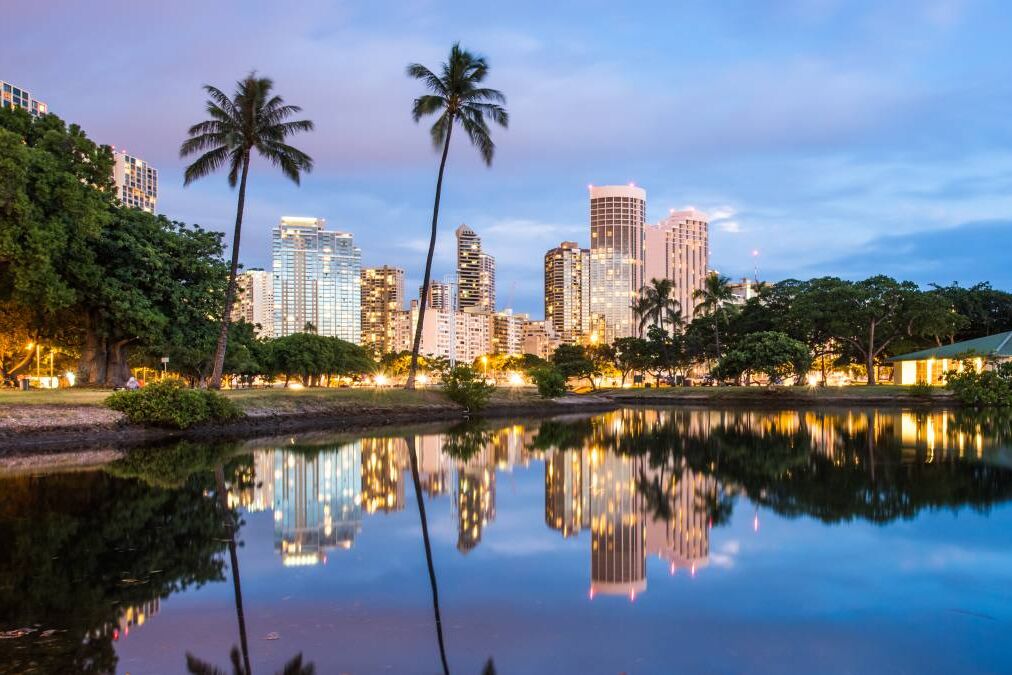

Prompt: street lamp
[{"left": 480, "top": 355, "right": 489, "bottom": 379}]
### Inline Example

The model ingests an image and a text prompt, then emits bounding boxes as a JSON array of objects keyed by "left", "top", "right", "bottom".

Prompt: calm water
[{"left": 3, "top": 408, "right": 1012, "bottom": 675}]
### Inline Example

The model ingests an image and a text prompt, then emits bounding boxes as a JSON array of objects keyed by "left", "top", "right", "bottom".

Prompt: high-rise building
[
  {"left": 272, "top": 217, "right": 361, "bottom": 342},
  {"left": 420, "top": 280, "right": 452, "bottom": 310},
  {"left": 644, "top": 209, "right": 709, "bottom": 321},
  {"left": 112, "top": 151, "right": 158, "bottom": 213},
  {"left": 232, "top": 269, "right": 275, "bottom": 337},
  {"left": 392, "top": 306, "right": 492, "bottom": 364},
  {"left": 491, "top": 309, "right": 527, "bottom": 356},
  {"left": 361, "top": 266, "right": 404, "bottom": 355},
  {"left": 1, "top": 80, "right": 47, "bottom": 116},
  {"left": 544, "top": 241, "right": 590, "bottom": 344},
  {"left": 589, "top": 185, "right": 646, "bottom": 342},
  {"left": 456, "top": 224, "right": 496, "bottom": 312}
]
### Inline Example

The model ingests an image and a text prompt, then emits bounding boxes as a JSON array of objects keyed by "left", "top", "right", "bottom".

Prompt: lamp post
[{"left": 481, "top": 354, "right": 489, "bottom": 380}]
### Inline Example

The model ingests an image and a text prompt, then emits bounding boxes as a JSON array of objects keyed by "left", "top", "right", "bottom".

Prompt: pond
[{"left": 2, "top": 407, "right": 1012, "bottom": 674}]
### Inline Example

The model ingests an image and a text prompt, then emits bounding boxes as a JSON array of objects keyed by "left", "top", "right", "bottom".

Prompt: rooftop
[{"left": 887, "top": 331, "right": 1012, "bottom": 362}]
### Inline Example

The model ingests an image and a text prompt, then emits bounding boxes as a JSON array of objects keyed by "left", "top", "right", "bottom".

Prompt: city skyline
[{"left": 6, "top": 1, "right": 1010, "bottom": 318}]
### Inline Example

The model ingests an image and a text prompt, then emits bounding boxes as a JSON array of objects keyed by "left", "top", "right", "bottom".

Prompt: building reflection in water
[
  {"left": 230, "top": 408, "right": 1007, "bottom": 587},
  {"left": 93, "top": 599, "right": 161, "bottom": 644}
]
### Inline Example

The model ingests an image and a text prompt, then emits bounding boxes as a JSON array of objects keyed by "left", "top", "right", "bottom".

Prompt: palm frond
[
  {"left": 183, "top": 146, "right": 232, "bottom": 185},
  {"left": 412, "top": 95, "right": 446, "bottom": 122}
]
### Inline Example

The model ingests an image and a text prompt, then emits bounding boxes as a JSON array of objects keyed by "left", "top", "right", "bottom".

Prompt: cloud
[{"left": 718, "top": 221, "right": 742, "bottom": 234}]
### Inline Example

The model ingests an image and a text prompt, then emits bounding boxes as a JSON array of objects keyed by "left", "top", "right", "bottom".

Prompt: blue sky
[{"left": 6, "top": 0, "right": 1012, "bottom": 315}]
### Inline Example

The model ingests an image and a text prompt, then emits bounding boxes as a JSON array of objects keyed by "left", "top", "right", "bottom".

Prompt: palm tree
[
  {"left": 185, "top": 646, "right": 314, "bottom": 675},
  {"left": 693, "top": 272, "right": 735, "bottom": 356},
  {"left": 633, "top": 278, "right": 682, "bottom": 335},
  {"left": 181, "top": 74, "right": 314, "bottom": 389},
  {"left": 404, "top": 44, "right": 508, "bottom": 389}
]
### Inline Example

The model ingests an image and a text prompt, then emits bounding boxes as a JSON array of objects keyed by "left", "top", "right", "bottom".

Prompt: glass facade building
[
  {"left": 1, "top": 80, "right": 47, "bottom": 116},
  {"left": 272, "top": 217, "right": 361, "bottom": 343}
]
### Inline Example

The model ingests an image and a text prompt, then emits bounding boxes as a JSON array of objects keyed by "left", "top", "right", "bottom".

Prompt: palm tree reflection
[
  {"left": 406, "top": 435, "right": 451, "bottom": 675},
  {"left": 185, "top": 646, "right": 314, "bottom": 675},
  {"left": 214, "top": 463, "right": 252, "bottom": 674}
]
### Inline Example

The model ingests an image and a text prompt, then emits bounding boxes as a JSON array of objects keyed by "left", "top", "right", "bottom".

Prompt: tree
[
  {"left": 804, "top": 276, "right": 921, "bottom": 385},
  {"left": 693, "top": 272, "right": 735, "bottom": 357},
  {"left": 180, "top": 73, "right": 314, "bottom": 389},
  {"left": 928, "top": 282, "right": 1012, "bottom": 341},
  {"left": 645, "top": 325, "right": 686, "bottom": 382},
  {"left": 551, "top": 344, "right": 598, "bottom": 390},
  {"left": 612, "top": 337, "right": 652, "bottom": 385},
  {"left": 712, "top": 331, "right": 812, "bottom": 385},
  {"left": 633, "top": 278, "right": 682, "bottom": 335},
  {"left": 404, "top": 43, "right": 508, "bottom": 389}
]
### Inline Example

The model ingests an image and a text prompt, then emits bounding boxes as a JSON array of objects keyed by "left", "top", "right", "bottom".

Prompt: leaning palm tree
[
  {"left": 181, "top": 74, "right": 314, "bottom": 388},
  {"left": 404, "top": 44, "right": 508, "bottom": 389},
  {"left": 693, "top": 272, "right": 735, "bottom": 356},
  {"left": 633, "top": 278, "right": 681, "bottom": 335}
]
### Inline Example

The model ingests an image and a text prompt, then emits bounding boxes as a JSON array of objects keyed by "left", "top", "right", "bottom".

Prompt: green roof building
[{"left": 888, "top": 331, "right": 1012, "bottom": 385}]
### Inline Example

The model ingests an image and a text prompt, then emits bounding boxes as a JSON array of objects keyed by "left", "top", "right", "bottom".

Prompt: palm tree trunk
[
  {"left": 210, "top": 152, "right": 251, "bottom": 389},
  {"left": 407, "top": 122, "right": 453, "bottom": 389},
  {"left": 405, "top": 436, "right": 450, "bottom": 675},
  {"left": 215, "top": 464, "right": 252, "bottom": 675}
]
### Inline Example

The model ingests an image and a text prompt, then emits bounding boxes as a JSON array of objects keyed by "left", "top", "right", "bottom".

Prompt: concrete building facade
[
  {"left": 1, "top": 80, "right": 47, "bottom": 116},
  {"left": 112, "top": 151, "right": 158, "bottom": 213},
  {"left": 232, "top": 269, "right": 275, "bottom": 337},
  {"left": 643, "top": 209, "right": 708, "bottom": 321},
  {"left": 545, "top": 241, "right": 590, "bottom": 344},
  {"left": 456, "top": 224, "right": 496, "bottom": 312},
  {"left": 361, "top": 266, "right": 404, "bottom": 355}
]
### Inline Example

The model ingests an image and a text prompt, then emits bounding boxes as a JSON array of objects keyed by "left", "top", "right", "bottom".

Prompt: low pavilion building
[{"left": 888, "top": 331, "right": 1012, "bottom": 385}]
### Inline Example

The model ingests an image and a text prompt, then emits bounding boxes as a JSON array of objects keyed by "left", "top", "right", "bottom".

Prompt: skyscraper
[
  {"left": 544, "top": 241, "right": 590, "bottom": 344},
  {"left": 589, "top": 451, "right": 646, "bottom": 598},
  {"left": 455, "top": 224, "right": 495, "bottom": 312},
  {"left": 232, "top": 269, "right": 275, "bottom": 337},
  {"left": 420, "top": 280, "right": 451, "bottom": 310},
  {"left": 644, "top": 209, "right": 709, "bottom": 322},
  {"left": 272, "top": 217, "right": 361, "bottom": 342},
  {"left": 490, "top": 309, "right": 527, "bottom": 356},
  {"left": 361, "top": 266, "right": 404, "bottom": 355},
  {"left": 1, "top": 80, "right": 47, "bottom": 116},
  {"left": 112, "top": 150, "right": 158, "bottom": 213},
  {"left": 589, "top": 185, "right": 646, "bottom": 342}
]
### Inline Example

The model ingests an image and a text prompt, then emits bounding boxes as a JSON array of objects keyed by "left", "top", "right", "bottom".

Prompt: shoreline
[{"left": 0, "top": 386, "right": 961, "bottom": 465}]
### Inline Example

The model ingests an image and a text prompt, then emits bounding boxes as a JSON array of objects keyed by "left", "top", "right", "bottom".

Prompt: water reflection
[{"left": 1, "top": 407, "right": 1011, "bottom": 673}]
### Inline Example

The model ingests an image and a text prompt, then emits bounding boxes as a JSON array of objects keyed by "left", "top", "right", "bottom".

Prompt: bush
[
  {"left": 909, "top": 381, "right": 935, "bottom": 397},
  {"left": 107, "top": 380, "right": 242, "bottom": 428},
  {"left": 441, "top": 364, "right": 496, "bottom": 412},
  {"left": 946, "top": 362, "right": 1012, "bottom": 408},
  {"left": 530, "top": 366, "right": 567, "bottom": 398}
]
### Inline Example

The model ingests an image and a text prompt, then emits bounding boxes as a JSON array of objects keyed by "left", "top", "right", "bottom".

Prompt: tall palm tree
[
  {"left": 632, "top": 278, "right": 682, "bottom": 335},
  {"left": 181, "top": 74, "right": 314, "bottom": 388},
  {"left": 693, "top": 272, "right": 735, "bottom": 356},
  {"left": 404, "top": 44, "right": 508, "bottom": 389}
]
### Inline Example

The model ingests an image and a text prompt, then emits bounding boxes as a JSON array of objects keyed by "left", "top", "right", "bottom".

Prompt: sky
[{"left": 5, "top": 0, "right": 1012, "bottom": 316}]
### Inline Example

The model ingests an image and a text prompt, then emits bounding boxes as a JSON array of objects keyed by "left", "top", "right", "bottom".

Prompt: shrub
[
  {"left": 441, "top": 364, "right": 496, "bottom": 412},
  {"left": 530, "top": 366, "right": 567, "bottom": 398},
  {"left": 946, "top": 362, "right": 1012, "bottom": 408},
  {"left": 107, "top": 380, "right": 242, "bottom": 428},
  {"left": 909, "top": 381, "right": 935, "bottom": 398}
]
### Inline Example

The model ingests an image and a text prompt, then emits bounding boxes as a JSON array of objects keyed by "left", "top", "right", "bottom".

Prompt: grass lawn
[{"left": 0, "top": 385, "right": 547, "bottom": 410}]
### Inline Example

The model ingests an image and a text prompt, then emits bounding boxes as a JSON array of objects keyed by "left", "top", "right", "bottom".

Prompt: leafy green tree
[
  {"left": 692, "top": 272, "right": 736, "bottom": 357},
  {"left": 803, "top": 276, "right": 921, "bottom": 385},
  {"left": 928, "top": 282, "right": 1012, "bottom": 341},
  {"left": 712, "top": 331, "right": 812, "bottom": 385},
  {"left": 645, "top": 325, "right": 686, "bottom": 382},
  {"left": 632, "top": 278, "right": 682, "bottom": 335},
  {"left": 530, "top": 365, "right": 567, "bottom": 398},
  {"left": 404, "top": 43, "right": 508, "bottom": 389},
  {"left": 551, "top": 344, "right": 598, "bottom": 389},
  {"left": 180, "top": 74, "right": 314, "bottom": 389},
  {"left": 441, "top": 364, "right": 496, "bottom": 412},
  {"left": 612, "top": 337, "right": 653, "bottom": 385}
]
